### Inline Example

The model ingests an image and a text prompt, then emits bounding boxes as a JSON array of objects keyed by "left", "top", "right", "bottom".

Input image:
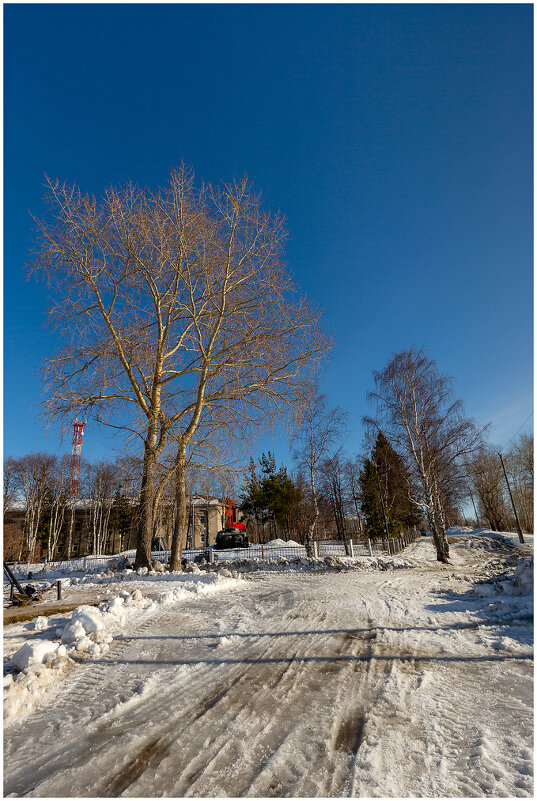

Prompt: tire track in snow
[
  {"left": 4, "top": 552, "right": 533, "bottom": 799},
  {"left": 116, "top": 592, "right": 344, "bottom": 797},
  {"left": 3, "top": 606, "right": 191, "bottom": 796},
  {"left": 5, "top": 583, "right": 302, "bottom": 797}
]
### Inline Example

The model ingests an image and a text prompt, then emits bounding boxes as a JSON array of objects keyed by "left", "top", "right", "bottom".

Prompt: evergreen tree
[
  {"left": 240, "top": 453, "right": 303, "bottom": 541},
  {"left": 359, "top": 458, "right": 386, "bottom": 540},
  {"left": 360, "top": 432, "right": 420, "bottom": 538}
]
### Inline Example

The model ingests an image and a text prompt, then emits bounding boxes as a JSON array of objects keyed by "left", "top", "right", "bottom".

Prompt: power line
[{"left": 507, "top": 410, "right": 533, "bottom": 445}]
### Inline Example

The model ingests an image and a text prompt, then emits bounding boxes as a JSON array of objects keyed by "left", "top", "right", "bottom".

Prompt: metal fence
[{"left": 5, "top": 530, "right": 421, "bottom": 583}]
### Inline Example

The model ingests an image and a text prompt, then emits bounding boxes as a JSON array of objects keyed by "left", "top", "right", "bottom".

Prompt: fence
[{"left": 5, "top": 530, "right": 421, "bottom": 583}]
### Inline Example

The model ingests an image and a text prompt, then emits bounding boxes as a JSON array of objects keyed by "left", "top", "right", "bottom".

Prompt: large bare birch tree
[
  {"left": 291, "top": 386, "right": 347, "bottom": 556},
  {"left": 31, "top": 165, "right": 328, "bottom": 569},
  {"left": 366, "top": 347, "right": 483, "bottom": 562}
]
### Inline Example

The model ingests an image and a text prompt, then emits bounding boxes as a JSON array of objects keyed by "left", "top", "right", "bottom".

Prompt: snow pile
[
  {"left": 25, "top": 615, "right": 50, "bottom": 632},
  {"left": 473, "top": 556, "right": 533, "bottom": 598},
  {"left": 4, "top": 571, "right": 241, "bottom": 724},
  {"left": 11, "top": 640, "right": 65, "bottom": 672},
  {"left": 513, "top": 557, "right": 533, "bottom": 594},
  {"left": 4, "top": 595, "right": 144, "bottom": 722},
  {"left": 214, "top": 553, "right": 421, "bottom": 574},
  {"left": 3, "top": 652, "right": 74, "bottom": 721}
]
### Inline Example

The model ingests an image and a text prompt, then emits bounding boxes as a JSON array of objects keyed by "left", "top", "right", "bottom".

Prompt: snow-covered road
[{"left": 4, "top": 534, "right": 533, "bottom": 797}]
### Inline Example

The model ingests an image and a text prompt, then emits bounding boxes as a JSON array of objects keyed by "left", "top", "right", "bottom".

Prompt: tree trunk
[
  {"left": 429, "top": 505, "right": 449, "bottom": 562},
  {"left": 135, "top": 443, "right": 156, "bottom": 570},
  {"left": 170, "top": 446, "right": 187, "bottom": 571},
  {"left": 305, "top": 466, "right": 318, "bottom": 557}
]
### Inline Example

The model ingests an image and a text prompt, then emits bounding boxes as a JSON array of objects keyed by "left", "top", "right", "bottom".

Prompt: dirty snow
[{"left": 3, "top": 530, "right": 533, "bottom": 797}]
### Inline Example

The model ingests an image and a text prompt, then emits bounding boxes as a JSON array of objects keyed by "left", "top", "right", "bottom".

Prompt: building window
[{"left": 72, "top": 543, "right": 79, "bottom": 552}]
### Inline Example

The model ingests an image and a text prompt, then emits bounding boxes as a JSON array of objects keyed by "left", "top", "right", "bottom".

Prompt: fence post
[
  {"left": 57, "top": 580, "right": 62, "bottom": 600},
  {"left": 261, "top": 543, "right": 264, "bottom": 560},
  {"left": 368, "top": 538, "right": 373, "bottom": 556}
]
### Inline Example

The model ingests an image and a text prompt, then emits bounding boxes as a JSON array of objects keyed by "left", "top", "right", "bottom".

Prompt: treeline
[
  {"left": 3, "top": 455, "right": 139, "bottom": 561},
  {"left": 238, "top": 436, "right": 423, "bottom": 545},
  {"left": 239, "top": 348, "right": 534, "bottom": 561},
  {"left": 4, "top": 341, "right": 532, "bottom": 565},
  {"left": 3, "top": 453, "right": 241, "bottom": 562},
  {"left": 467, "top": 435, "right": 533, "bottom": 533}
]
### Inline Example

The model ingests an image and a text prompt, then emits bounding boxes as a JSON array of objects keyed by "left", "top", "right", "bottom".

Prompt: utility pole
[{"left": 498, "top": 452, "right": 524, "bottom": 544}]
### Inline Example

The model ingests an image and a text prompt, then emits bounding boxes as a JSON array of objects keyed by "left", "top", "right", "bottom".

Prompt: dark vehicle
[{"left": 215, "top": 527, "right": 250, "bottom": 550}]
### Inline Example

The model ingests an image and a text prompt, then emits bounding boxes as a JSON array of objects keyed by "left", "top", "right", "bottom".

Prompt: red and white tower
[
  {"left": 65, "top": 419, "right": 86, "bottom": 559},
  {"left": 68, "top": 419, "right": 86, "bottom": 497}
]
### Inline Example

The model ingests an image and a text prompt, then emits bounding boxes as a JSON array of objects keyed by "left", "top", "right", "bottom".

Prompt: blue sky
[{"left": 4, "top": 3, "right": 533, "bottom": 467}]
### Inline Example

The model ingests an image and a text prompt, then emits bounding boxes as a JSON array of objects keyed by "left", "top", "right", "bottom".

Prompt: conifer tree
[{"left": 360, "top": 432, "right": 420, "bottom": 539}]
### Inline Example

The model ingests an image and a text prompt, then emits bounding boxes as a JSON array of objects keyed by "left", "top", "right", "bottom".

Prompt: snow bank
[
  {"left": 513, "top": 557, "right": 533, "bottom": 593},
  {"left": 4, "top": 571, "right": 241, "bottom": 725},
  {"left": 11, "top": 640, "right": 64, "bottom": 672},
  {"left": 473, "top": 557, "right": 533, "bottom": 599},
  {"left": 214, "top": 552, "right": 421, "bottom": 574}
]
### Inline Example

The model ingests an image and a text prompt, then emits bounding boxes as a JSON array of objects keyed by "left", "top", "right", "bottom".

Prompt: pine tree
[
  {"left": 360, "top": 432, "right": 420, "bottom": 539},
  {"left": 240, "top": 453, "right": 303, "bottom": 541},
  {"left": 359, "top": 459, "right": 386, "bottom": 540}
]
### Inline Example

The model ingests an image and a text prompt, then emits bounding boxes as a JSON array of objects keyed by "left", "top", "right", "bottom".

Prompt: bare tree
[
  {"left": 366, "top": 348, "right": 483, "bottom": 562},
  {"left": 292, "top": 386, "right": 347, "bottom": 556},
  {"left": 467, "top": 446, "right": 509, "bottom": 531},
  {"left": 85, "top": 461, "right": 118, "bottom": 555},
  {"left": 11, "top": 454, "right": 56, "bottom": 561},
  {"left": 45, "top": 455, "right": 70, "bottom": 560},
  {"left": 505, "top": 434, "right": 533, "bottom": 533},
  {"left": 31, "top": 165, "right": 328, "bottom": 570},
  {"left": 320, "top": 449, "right": 348, "bottom": 541},
  {"left": 3, "top": 457, "right": 16, "bottom": 523},
  {"left": 344, "top": 456, "right": 365, "bottom": 537}
]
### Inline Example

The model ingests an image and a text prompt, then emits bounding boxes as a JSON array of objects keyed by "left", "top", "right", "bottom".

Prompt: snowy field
[{"left": 3, "top": 529, "right": 533, "bottom": 797}]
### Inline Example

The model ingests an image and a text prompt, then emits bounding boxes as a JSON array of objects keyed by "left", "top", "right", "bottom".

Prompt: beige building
[
  {"left": 4, "top": 496, "right": 240, "bottom": 560},
  {"left": 154, "top": 496, "right": 234, "bottom": 550}
]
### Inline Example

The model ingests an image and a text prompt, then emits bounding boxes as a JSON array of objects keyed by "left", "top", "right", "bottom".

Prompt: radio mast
[{"left": 66, "top": 419, "right": 86, "bottom": 558}]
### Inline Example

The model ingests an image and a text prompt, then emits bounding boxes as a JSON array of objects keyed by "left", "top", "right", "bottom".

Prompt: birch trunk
[{"left": 305, "top": 465, "right": 318, "bottom": 558}]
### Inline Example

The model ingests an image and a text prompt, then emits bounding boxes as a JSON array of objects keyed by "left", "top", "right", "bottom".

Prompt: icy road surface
[{"left": 4, "top": 535, "right": 533, "bottom": 797}]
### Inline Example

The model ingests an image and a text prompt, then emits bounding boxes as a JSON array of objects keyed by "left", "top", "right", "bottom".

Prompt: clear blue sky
[{"left": 4, "top": 3, "right": 533, "bottom": 467}]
